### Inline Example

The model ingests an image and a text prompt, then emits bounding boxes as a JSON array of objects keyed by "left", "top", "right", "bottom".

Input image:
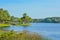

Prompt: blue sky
[{"left": 0, "top": 0, "right": 60, "bottom": 18}]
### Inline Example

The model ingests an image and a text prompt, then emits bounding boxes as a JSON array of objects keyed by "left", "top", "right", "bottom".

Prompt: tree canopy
[
  {"left": 20, "top": 13, "right": 32, "bottom": 24},
  {"left": 0, "top": 8, "right": 11, "bottom": 23}
]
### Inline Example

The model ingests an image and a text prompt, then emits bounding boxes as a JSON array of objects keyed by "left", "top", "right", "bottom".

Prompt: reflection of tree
[
  {"left": 23, "top": 26, "right": 28, "bottom": 31},
  {"left": 20, "top": 13, "right": 32, "bottom": 31}
]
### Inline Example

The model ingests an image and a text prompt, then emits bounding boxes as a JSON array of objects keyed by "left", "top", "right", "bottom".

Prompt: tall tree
[
  {"left": 21, "top": 13, "right": 32, "bottom": 24},
  {"left": 0, "top": 8, "right": 10, "bottom": 23}
]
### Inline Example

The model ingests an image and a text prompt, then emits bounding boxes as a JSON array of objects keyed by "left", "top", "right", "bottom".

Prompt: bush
[{"left": 0, "top": 31, "right": 50, "bottom": 40}]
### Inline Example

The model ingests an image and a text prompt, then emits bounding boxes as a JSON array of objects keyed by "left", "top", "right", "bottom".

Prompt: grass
[
  {"left": 0, "top": 30, "right": 49, "bottom": 40},
  {"left": 16, "top": 24, "right": 30, "bottom": 26},
  {"left": 0, "top": 24, "right": 10, "bottom": 27},
  {"left": 0, "top": 23, "right": 30, "bottom": 27},
  {"left": 0, "top": 30, "right": 9, "bottom": 36}
]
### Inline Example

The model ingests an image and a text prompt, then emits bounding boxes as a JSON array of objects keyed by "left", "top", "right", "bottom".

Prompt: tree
[
  {"left": 0, "top": 8, "right": 11, "bottom": 24},
  {"left": 21, "top": 13, "right": 32, "bottom": 24},
  {"left": 11, "top": 16, "right": 15, "bottom": 22}
]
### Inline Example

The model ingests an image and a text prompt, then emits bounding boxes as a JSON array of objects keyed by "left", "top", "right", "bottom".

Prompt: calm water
[{"left": 0, "top": 23, "right": 60, "bottom": 40}]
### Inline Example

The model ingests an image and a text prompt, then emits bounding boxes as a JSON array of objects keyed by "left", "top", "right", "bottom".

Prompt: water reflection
[
  {"left": 0, "top": 26, "right": 29, "bottom": 31},
  {"left": 22, "top": 26, "right": 29, "bottom": 31},
  {"left": 0, "top": 26, "right": 10, "bottom": 30}
]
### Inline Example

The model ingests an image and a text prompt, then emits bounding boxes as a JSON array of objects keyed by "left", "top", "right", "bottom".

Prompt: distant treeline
[
  {"left": 0, "top": 8, "right": 60, "bottom": 24},
  {"left": 32, "top": 17, "right": 60, "bottom": 23}
]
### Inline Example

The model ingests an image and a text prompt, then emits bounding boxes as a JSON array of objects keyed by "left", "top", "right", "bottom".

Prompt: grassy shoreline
[
  {"left": 0, "top": 24, "right": 10, "bottom": 27},
  {"left": 16, "top": 24, "right": 30, "bottom": 26},
  {"left": 0, "top": 30, "right": 49, "bottom": 40},
  {"left": 0, "top": 23, "right": 30, "bottom": 27}
]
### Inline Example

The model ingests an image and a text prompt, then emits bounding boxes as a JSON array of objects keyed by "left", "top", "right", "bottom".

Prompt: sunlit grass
[
  {"left": 16, "top": 24, "right": 30, "bottom": 26},
  {"left": 0, "top": 30, "right": 51, "bottom": 40},
  {"left": 0, "top": 24, "right": 10, "bottom": 27}
]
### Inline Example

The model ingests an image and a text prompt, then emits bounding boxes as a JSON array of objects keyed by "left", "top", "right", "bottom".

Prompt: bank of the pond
[
  {"left": 0, "top": 30, "right": 49, "bottom": 40},
  {"left": 0, "top": 30, "right": 9, "bottom": 36},
  {"left": 16, "top": 24, "right": 30, "bottom": 26},
  {"left": 0, "top": 23, "right": 30, "bottom": 27},
  {"left": 0, "top": 24, "right": 10, "bottom": 27}
]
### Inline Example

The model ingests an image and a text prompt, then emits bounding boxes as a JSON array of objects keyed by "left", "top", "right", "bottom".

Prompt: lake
[{"left": 0, "top": 23, "right": 60, "bottom": 40}]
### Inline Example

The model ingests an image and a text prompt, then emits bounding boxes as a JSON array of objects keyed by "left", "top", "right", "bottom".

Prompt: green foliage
[
  {"left": 32, "top": 19, "right": 43, "bottom": 23},
  {"left": 0, "top": 8, "right": 10, "bottom": 24},
  {"left": 0, "top": 31, "right": 49, "bottom": 40},
  {"left": 1, "top": 8, "right": 60, "bottom": 24},
  {"left": 43, "top": 17, "right": 60, "bottom": 23},
  {"left": 32, "top": 17, "right": 60, "bottom": 23},
  {"left": 20, "top": 13, "right": 32, "bottom": 24}
]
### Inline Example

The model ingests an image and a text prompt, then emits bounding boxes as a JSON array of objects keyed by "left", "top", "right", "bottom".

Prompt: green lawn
[
  {"left": 0, "top": 24, "right": 10, "bottom": 27},
  {"left": 0, "top": 23, "right": 30, "bottom": 27},
  {"left": 16, "top": 24, "right": 30, "bottom": 26}
]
